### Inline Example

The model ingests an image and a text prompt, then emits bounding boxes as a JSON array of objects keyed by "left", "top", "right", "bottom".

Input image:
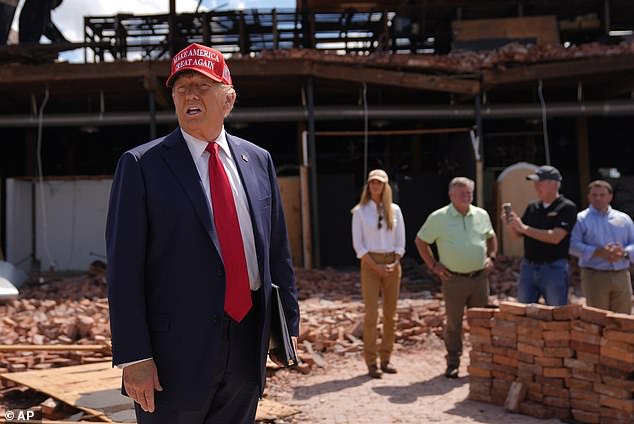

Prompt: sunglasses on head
[{"left": 377, "top": 214, "right": 384, "bottom": 230}]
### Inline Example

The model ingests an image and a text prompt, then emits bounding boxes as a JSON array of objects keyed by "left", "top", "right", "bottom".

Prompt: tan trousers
[
  {"left": 442, "top": 272, "right": 489, "bottom": 367},
  {"left": 581, "top": 268, "right": 633, "bottom": 314},
  {"left": 361, "top": 252, "right": 401, "bottom": 367}
]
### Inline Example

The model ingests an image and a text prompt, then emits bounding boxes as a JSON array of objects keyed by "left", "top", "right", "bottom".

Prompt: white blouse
[{"left": 352, "top": 202, "right": 406, "bottom": 259}]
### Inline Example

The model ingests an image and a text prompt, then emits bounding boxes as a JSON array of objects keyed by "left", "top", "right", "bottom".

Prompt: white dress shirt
[
  {"left": 182, "top": 127, "right": 261, "bottom": 291},
  {"left": 351, "top": 201, "right": 406, "bottom": 259}
]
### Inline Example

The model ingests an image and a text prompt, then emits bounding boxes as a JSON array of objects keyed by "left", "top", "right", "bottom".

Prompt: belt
[
  {"left": 368, "top": 251, "right": 395, "bottom": 258},
  {"left": 582, "top": 267, "right": 628, "bottom": 273},
  {"left": 449, "top": 269, "right": 485, "bottom": 278},
  {"left": 526, "top": 259, "right": 561, "bottom": 265}
]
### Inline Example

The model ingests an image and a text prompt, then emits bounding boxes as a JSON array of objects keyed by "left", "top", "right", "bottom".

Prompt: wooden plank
[
  {"left": 0, "top": 345, "right": 110, "bottom": 352},
  {"left": 452, "top": 15, "right": 559, "bottom": 45},
  {"left": 0, "top": 362, "right": 299, "bottom": 423},
  {"left": 482, "top": 55, "right": 634, "bottom": 88},
  {"left": 311, "top": 62, "right": 480, "bottom": 95},
  {"left": 278, "top": 176, "right": 302, "bottom": 267}
]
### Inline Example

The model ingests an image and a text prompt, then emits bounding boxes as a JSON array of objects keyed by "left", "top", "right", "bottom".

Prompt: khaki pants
[
  {"left": 581, "top": 268, "right": 633, "bottom": 314},
  {"left": 361, "top": 252, "right": 401, "bottom": 367},
  {"left": 442, "top": 272, "right": 489, "bottom": 367}
]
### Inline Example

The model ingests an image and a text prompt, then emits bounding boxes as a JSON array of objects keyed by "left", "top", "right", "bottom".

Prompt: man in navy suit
[{"left": 106, "top": 43, "right": 299, "bottom": 424}]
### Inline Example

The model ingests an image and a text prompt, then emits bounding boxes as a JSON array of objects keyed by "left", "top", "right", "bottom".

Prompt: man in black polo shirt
[{"left": 505, "top": 165, "right": 577, "bottom": 306}]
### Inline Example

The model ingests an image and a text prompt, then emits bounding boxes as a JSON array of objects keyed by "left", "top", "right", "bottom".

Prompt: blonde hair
[{"left": 351, "top": 180, "right": 395, "bottom": 230}]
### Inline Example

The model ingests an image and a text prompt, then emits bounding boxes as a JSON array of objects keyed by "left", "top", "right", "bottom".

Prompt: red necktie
[{"left": 206, "top": 142, "right": 252, "bottom": 322}]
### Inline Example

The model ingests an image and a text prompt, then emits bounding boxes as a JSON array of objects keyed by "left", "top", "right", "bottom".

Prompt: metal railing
[{"left": 83, "top": 9, "right": 434, "bottom": 62}]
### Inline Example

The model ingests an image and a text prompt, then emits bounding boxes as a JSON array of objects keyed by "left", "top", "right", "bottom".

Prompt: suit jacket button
[
  {"left": 213, "top": 314, "right": 220, "bottom": 323},
  {"left": 217, "top": 269, "right": 224, "bottom": 277}
]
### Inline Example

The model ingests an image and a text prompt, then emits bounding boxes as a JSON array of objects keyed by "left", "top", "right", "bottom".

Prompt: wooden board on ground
[{"left": 1, "top": 362, "right": 299, "bottom": 422}]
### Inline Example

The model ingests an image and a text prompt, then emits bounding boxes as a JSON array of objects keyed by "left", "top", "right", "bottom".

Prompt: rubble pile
[
  {"left": 259, "top": 40, "right": 634, "bottom": 74},
  {"left": 0, "top": 277, "right": 111, "bottom": 374}
]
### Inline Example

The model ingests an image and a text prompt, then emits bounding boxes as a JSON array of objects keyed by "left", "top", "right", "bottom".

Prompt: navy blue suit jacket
[{"left": 105, "top": 128, "right": 299, "bottom": 411}]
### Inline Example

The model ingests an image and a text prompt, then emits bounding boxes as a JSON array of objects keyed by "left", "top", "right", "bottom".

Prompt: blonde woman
[{"left": 352, "top": 169, "right": 406, "bottom": 378}]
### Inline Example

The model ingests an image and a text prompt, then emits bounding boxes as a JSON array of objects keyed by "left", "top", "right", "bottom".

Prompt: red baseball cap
[{"left": 165, "top": 43, "right": 232, "bottom": 87}]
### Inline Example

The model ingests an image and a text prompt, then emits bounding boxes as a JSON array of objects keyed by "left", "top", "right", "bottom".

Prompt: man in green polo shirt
[{"left": 415, "top": 177, "right": 497, "bottom": 378}]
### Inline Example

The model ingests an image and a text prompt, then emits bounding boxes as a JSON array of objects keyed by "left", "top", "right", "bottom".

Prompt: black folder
[{"left": 269, "top": 284, "right": 298, "bottom": 367}]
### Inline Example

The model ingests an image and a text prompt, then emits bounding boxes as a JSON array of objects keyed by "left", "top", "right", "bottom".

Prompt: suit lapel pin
[{"left": 241, "top": 153, "right": 248, "bottom": 162}]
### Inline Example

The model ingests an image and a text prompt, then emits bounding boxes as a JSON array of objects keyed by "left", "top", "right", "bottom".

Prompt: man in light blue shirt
[{"left": 570, "top": 180, "right": 634, "bottom": 314}]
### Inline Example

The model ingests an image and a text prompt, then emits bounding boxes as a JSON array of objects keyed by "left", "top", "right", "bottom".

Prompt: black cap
[{"left": 526, "top": 165, "right": 562, "bottom": 182}]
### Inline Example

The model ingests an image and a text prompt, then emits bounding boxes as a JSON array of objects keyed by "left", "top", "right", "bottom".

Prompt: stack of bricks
[{"left": 467, "top": 302, "right": 634, "bottom": 423}]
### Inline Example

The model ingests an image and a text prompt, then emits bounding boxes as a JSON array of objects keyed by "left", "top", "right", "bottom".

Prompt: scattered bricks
[
  {"left": 580, "top": 306, "right": 611, "bottom": 327},
  {"left": 603, "top": 329, "right": 634, "bottom": 344},
  {"left": 527, "top": 389, "right": 544, "bottom": 402},
  {"left": 543, "top": 347, "right": 574, "bottom": 358},
  {"left": 519, "top": 401, "right": 554, "bottom": 419},
  {"left": 542, "top": 396, "right": 570, "bottom": 408},
  {"left": 499, "top": 301, "right": 527, "bottom": 316},
  {"left": 566, "top": 378, "right": 594, "bottom": 391},
  {"left": 526, "top": 304, "right": 554, "bottom": 321},
  {"left": 571, "top": 398, "right": 603, "bottom": 413},
  {"left": 504, "top": 381, "right": 527, "bottom": 412},
  {"left": 467, "top": 308, "right": 496, "bottom": 320},
  {"left": 571, "top": 340, "right": 601, "bottom": 355},
  {"left": 599, "top": 395, "right": 634, "bottom": 413},
  {"left": 564, "top": 358, "right": 595, "bottom": 372},
  {"left": 544, "top": 367, "right": 570, "bottom": 378},
  {"left": 569, "top": 389, "right": 600, "bottom": 402},
  {"left": 518, "top": 342, "right": 544, "bottom": 357},
  {"left": 491, "top": 363, "right": 518, "bottom": 376},
  {"left": 467, "top": 365, "right": 492, "bottom": 378},
  {"left": 571, "top": 409, "right": 600, "bottom": 424},
  {"left": 535, "top": 356, "right": 563, "bottom": 367},
  {"left": 553, "top": 303, "right": 581, "bottom": 321}
]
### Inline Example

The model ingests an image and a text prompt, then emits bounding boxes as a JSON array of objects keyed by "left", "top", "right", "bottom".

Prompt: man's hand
[
  {"left": 269, "top": 336, "right": 298, "bottom": 367},
  {"left": 607, "top": 243, "right": 626, "bottom": 263},
  {"left": 484, "top": 257, "right": 495, "bottom": 272},
  {"left": 431, "top": 262, "right": 451, "bottom": 283},
  {"left": 508, "top": 212, "right": 528, "bottom": 234},
  {"left": 123, "top": 359, "right": 163, "bottom": 413}
]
